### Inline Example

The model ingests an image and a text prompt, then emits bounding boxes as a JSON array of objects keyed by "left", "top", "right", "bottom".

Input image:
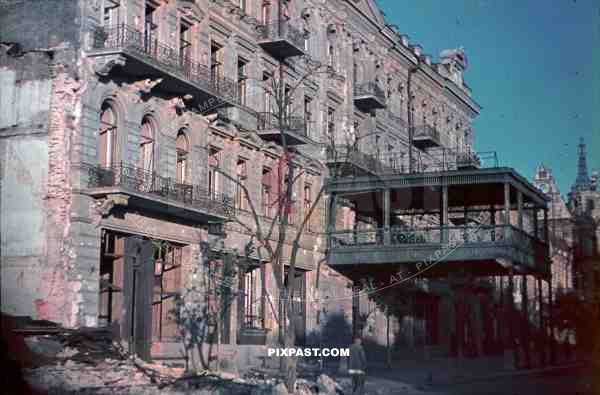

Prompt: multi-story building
[{"left": 0, "top": 0, "right": 546, "bottom": 370}]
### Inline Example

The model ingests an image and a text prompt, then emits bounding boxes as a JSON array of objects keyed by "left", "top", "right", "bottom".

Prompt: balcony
[
  {"left": 256, "top": 112, "right": 309, "bottom": 145},
  {"left": 85, "top": 163, "right": 235, "bottom": 222},
  {"left": 329, "top": 224, "right": 550, "bottom": 277},
  {"left": 413, "top": 124, "right": 442, "bottom": 149},
  {"left": 90, "top": 24, "right": 237, "bottom": 108},
  {"left": 353, "top": 82, "right": 387, "bottom": 111},
  {"left": 257, "top": 20, "right": 306, "bottom": 59},
  {"left": 326, "top": 146, "right": 387, "bottom": 176},
  {"left": 456, "top": 150, "right": 482, "bottom": 170}
]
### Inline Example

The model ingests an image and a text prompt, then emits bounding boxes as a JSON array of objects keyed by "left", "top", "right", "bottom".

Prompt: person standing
[{"left": 348, "top": 336, "right": 367, "bottom": 395}]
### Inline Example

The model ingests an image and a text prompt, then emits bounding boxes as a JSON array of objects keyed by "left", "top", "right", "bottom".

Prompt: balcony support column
[
  {"left": 505, "top": 267, "right": 518, "bottom": 369},
  {"left": 533, "top": 208, "right": 539, "bottom": 239},
  {"left": 537, "top": 276, "right": 546, "bottom": 367},
  {"left": 517, "top": 191, "right": 524, "bottom": 230},
  {"left": 383, "top": 188, "right": 391, "bottom": 245},
  {"left": 543, "top": 208, "right": 549, "bottom": 242},
  {"left": 548, "top": 276, "right": 556, "bottom": 365},
  {"left": 521, "top": 274, "right": 531, "bottom": 368},
  {"left": 504, "top": 182, "right": 511, "bottom": 240},
  {"left": 442, "top": 184, "right": 448, "bottom": 243},
  {"left": 327, "top": 193, "right": 338, "bottom": 248}
]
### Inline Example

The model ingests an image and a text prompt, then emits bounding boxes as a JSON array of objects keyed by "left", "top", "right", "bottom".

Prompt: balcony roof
[{"left": 326, "top": 167, "right": 549, "bottom": 209}]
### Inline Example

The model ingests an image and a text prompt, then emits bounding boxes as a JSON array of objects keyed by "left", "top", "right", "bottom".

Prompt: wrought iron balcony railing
[
  {"left": 86, "top": 163, "right": 235, "bottom": 218},
  {"left": 353, "top": 81, "right": 387, "bottom": 110},
  {"left": 257, "top": 19, "right": 306, "bottom": 58},
  {"left": 92, "top": 24, "right": 238, "bottom": 102},
  {"left": 256, "top": 112, "right": 306, "bottom": 134},
  {"left": 456, "top": 150, "right": 482, "bottom": 169},
  {"left": 326, "top": 145, "right": 386, "bottom": 175},
  {"left": 329, "top": 224, "right": 549, "bottom": 272}
]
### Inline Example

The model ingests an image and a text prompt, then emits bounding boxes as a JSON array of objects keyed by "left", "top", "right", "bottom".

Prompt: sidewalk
[{"left": 365, "top": 355, "right": 587, "bottom": 388}]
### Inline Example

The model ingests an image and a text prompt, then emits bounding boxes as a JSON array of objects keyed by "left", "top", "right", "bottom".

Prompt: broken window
[
  {"left": 98, "top": 231, "right": 125, "bottom": 327},
  {"left": 210, "top": 41, "right": 224, "bottom": 86},
  {"left": 99, "top": 102, "right": 117, "bottom": 167},
  {"left": 242, "top": 266, "right": 264, "bottom": 329},
  {"left": 144, "top": 1, "right": 159, "bottom": 53},
  {"left": 235, "top": 158, "right": 248, "bottom": 211},
  {"left": 139, "top": 115, "right": 155, "bottom": 173},
  {"left": 175, "top": 129, "right": 189, "bottom": 183},
  {"left": 151, "top": 241, "right": 183, "bottom": 341},
  {"left": 262, "top": 167, "right": 272, "bottom": 217},
  {"left": 179, "top": 19, "right": 191, "bottom": 65},
  {"left": 237, "top": 57, "right": 248, "bottom": 105},
  {"left": 208, "top": 147, "right": 221, "bottom": 199},
  {"left": 102, "top": 0, "right": 120, "bottom": 26}
]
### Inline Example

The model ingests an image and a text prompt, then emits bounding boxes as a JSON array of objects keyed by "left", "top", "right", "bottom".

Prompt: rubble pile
[{"left": 11, "top": 321, "right": 348, "bottom": 394}]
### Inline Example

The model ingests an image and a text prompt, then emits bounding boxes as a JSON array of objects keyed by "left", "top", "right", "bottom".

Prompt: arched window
[
  {"left": 175, "top": 129, "right": 189, "bottom": 183},
  {"left": 139, "top": 115, "right": 156, "bottom": 172},
  {"left": 99, "top": 102, "right": 117, "bottom": 167}
]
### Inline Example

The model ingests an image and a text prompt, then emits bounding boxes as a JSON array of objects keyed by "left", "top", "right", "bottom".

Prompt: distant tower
[{"left": 573, "top": 137, "right": 591, "bottom": 192}]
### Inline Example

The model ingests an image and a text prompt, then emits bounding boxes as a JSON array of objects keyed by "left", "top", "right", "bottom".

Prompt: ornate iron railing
[
  {"left": 257, "top": 19, "right": 306, "bottom": 51},
  {"left": 86, "top": 163, "right": 235, "bottom": 218},
  {"left": 92, "top": 24, "right": 238, "bottom": 101},
  {"left": 330, "top": 224, "right": 545, "bottom": 251},
  {"left": 256, "top": 112, "right": 306, "bottom": 134},
  {"left": 456, "top": 150, "right": 482, "bottom": 168},
  {"left": 354, "top": 81, "right": 386, "bottom": 102}
]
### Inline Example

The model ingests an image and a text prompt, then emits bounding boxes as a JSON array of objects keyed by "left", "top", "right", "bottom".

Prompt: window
[
  {"left": 353, "top": 61, "right": 358, "bottom": 83},
  {"left": 99, "top": 102, "right": 117, "bottom": 167},
  {"left": 262, "top": 167, "right": 272, "bottom": 217},
  {"left": 236, "top": 158, "right": 248, "bottom": 210},
  {"left": 262, "top": 71, "right": 272, "bottom": 112},
  {"left": 210, "top": 41, "right": 224, "bottom": 85},
  {"left": 327, "top": 107, "right": 335, "bottom": 138},
  {"left": 237, "top": 57, "right": 248, "bottom": 105},
  {"left": 139, "top": 115, "right": 155, "bottom": 172},
  {"left": 303, "top": 29, "right": 310, "bottom": 52},
  {"left": 284, "top": 84, "right": 292, "bottom": 119},
  {"left": 304, "top": 96, "right": 313, "bottom": 137},
  {"left": 284, "top": 174, "right": 294, "bottom": 225},
  {"left": 209, "top": 147, "right": 221, "bottom": 199},
  {"left": 102, "top": 0, "right": 120, "bottom": 26},
  {"left": 261, "top": 2, "right": 270, "bottom": 25},
  {"left": 327, "top": 42, "right": 335, "bottom": 69},
  {"left": 175, "top": 130, "right": 189, "bottom": 183},
  {"left": 179, "top": 19, "right": 191, "bottom": 64},
  {"left": 239, "top": 0, "right": 247, "bottom": 13},
  {"left": 144, "top": 1, "right": 158, "bottom": 52},
  {"left": 242, "top": 266, "right": 263, "bottom": 329},
  {"left": 304, "top": 182, "right": 312, "bottom": 230},
  {"left": 152, "top": 241, "right": 183, "bottom": 341}
]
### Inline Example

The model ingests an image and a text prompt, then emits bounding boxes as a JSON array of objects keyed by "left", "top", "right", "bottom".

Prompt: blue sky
[{"left": 377, "top": 0, "right": 599, "bottom": 195}]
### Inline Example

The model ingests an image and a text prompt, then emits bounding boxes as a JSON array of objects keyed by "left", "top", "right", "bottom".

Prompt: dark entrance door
[
  {"left": 283, "top": 270, "right": 306, "bottom": 346},
  {"left": 123, "top": 236, "right": 154, "bottom": 361}
]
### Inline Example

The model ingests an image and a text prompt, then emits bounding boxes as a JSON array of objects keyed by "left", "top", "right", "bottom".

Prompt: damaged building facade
[{"left": 0, "top": 0, "right": 550, "bottom": 370}]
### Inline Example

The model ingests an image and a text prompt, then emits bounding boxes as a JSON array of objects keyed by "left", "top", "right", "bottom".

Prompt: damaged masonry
[{"left": 1, "top": 0, "right": 598, "bottom": 394}]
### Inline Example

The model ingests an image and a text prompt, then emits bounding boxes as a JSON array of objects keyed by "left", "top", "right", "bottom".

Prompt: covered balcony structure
[{"left": 326, "top": 167, "right": 551, "bottom": 280}]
